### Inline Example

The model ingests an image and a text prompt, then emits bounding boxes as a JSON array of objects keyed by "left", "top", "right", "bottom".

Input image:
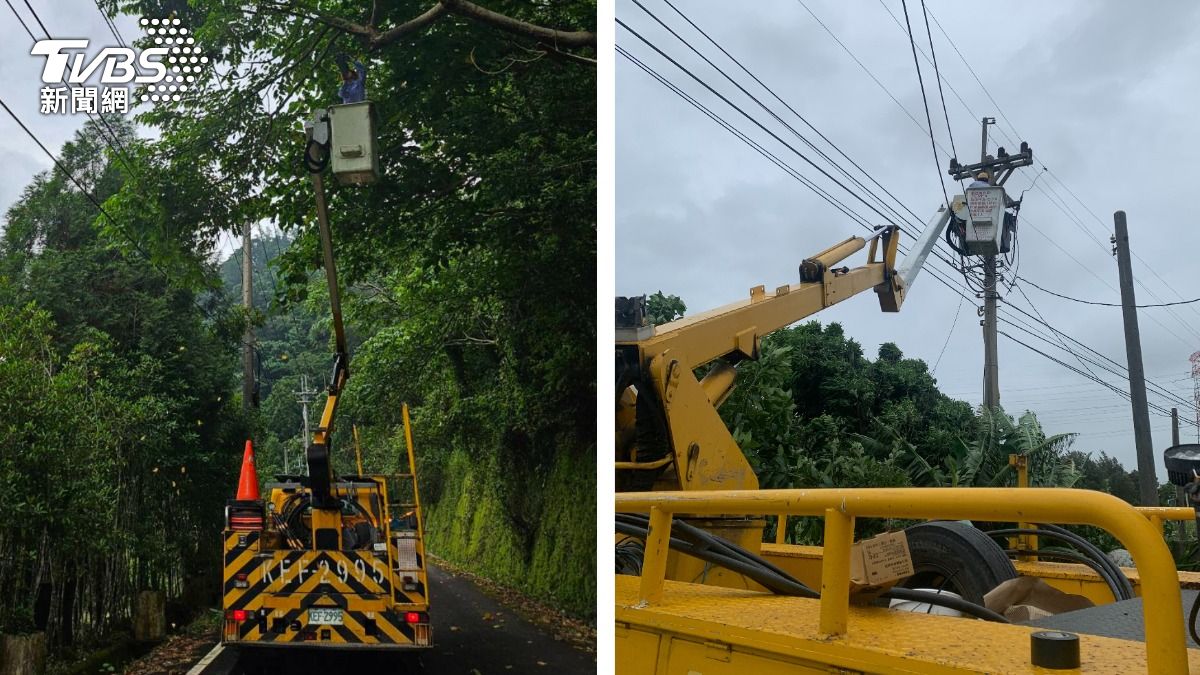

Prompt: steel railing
[{"left": 615, "top": 487, "right": 1193, "bottom": 675}]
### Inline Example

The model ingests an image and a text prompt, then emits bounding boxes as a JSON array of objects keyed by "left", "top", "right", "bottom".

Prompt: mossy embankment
[{"left": 422, "top": 444, "right": 596, "bottom": 619}]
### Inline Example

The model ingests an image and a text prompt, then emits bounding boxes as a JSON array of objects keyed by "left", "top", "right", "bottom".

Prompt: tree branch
[
  {"left": 438, "top": 0, "right": 595, "bottom": 48},
  {"left": 264, "top": 1, "right": 594, "bottom": 61},
  {"left": 369, "top": 4, "right": 448, "bottom": 49}
]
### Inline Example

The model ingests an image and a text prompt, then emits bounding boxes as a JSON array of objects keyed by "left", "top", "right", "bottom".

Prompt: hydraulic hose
[
  {"left": 987, "top": 525, "right": 1134, "bottom": 601},
  {"left": 881, "top": 587, "right": 1010, "bottom": 623},
  {"left": 615, "top": 516, "right": 1008, "bottom": 623},
  {"left": 999, "top": 547, "right": 1124, "bottom": 603},
  {"left": 1034, "top": 522, "right": 1134, "bottom": 600},
  {"left": 304, "top": 138, "right": 330, "bottom": 173}
]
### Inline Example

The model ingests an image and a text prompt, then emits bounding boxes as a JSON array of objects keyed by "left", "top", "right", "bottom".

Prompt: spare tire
[{"left": 901, "top": 520, "right": 1017, "bottom": 605}]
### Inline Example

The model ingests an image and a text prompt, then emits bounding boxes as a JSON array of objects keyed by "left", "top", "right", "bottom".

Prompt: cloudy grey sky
[
  {"left": 0, "top": 4, "right": 247, "bottom": 263},
  {"left": 0, "top": 2, "right": 142, "bottom": 216},
  {"left": 616, "top": 0, "right": 1200, "bottom": 479}
]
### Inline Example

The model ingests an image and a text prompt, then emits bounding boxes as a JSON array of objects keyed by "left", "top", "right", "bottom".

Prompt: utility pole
[
  {"left": 242, "top": 225, "right": 256, "bottom": 412},
  {"left": 293, "top": 374, "right": 317, "bottom": 475},
  {"left": 1174, "top": 408, "right": 1187, "bottom": 554},
  {"left": 1113, "top": 211, "right": 1157, "bottom": 505},
  {"left": 979, "top": 117, "right": 1000, "bottom": 411}
]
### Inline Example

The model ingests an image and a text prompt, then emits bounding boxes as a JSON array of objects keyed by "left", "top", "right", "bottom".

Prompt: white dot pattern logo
[{"left": 138, "top": 16, "right": 209, "bottom": 106}]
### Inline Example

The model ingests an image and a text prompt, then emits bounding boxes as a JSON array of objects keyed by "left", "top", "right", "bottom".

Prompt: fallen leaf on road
[
  {"left": 431, "top": 554, "right": 596, "bottom": 654},
  {"left": 450, "top": 625, "right": 460, "bottom": 631},
  {"left": 482, "top": 612, "right": 493, "bottom": 621},
  {"left": 537, "top": 661, "right": 547, "bottom": 666}
]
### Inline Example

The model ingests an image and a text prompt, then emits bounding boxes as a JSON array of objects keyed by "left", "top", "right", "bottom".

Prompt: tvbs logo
[
  {"left": 33, "top": 41, "right": 169, "bottom": 85},
  {"left": 32, "top": 18, "right": 207, "bottom": 113}
]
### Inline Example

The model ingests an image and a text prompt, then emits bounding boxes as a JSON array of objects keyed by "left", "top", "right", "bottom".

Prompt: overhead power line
[
  {"left": 898, "top": 0, "right": 950, "bottom": 210},
  {"left": 794, "top": 0, "right": 951, "bottom": 160},
  {"left": 1000, "top": 330, "right": 1197, "bottom": 428},
  {"left": 615, "top": 17, "right": 911, "bottom": 230},
  {"left": 9, "top": 0, "right": 143, "bottom": 181},
  {"left": 1019, "top": 276, "right": 1200, "bottom": 308},
  {"left": 4, "top": 0, "right": 34, "bottom": 40},
  {"left": 656, "top": 0, "right": 934, "bottom": 238},
  {"left": 917, "top": 0, "right": 957, "bottom": 163},
  {"left": 94, "top": 0, "right": 130, "bottom": 49},
  {"left": 625, "top": 1, "right": 928, "bottom": 234},
  {"left": 617, "top": 46, "right": 896, "bottom": 236}
]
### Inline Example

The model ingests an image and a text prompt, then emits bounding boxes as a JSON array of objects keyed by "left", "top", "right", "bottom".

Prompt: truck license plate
[{"left": 309, "top": 609, "right": 343, "bottom": 625}]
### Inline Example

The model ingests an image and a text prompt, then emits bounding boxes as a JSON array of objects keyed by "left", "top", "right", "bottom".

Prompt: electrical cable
[
  {"left": 4, "top": 0, "right": 34, "bottom": 40},
  {"left": 884, "top": 0, "right": 1200, "bottom": 343},
  {"left": 1190, "top": 591, "right": 1200, "bottom": 647},
  {"left": 898, "top": 0, "right": 951, "bottom": 212},
  {"left": 917, "top": 0, "right": 957, "bottom": 162},
  {"left": 616, "top": 37, "right": 965, "bottom": 275},
  {"left": 920, "top": 4, "right": 1200, "bottom": 342},
  {"left": 999, "top": 328, "right": 1196, "bottom": 426},
  {"left": 13, "top": 0, "right": 143, "bottom": 180},
  {"left": 614, "top": 515, "right": 1009, "bottom": 622},
  {"left": 921, "top": 4, "right": 1020, "bottom": 151},
  {"left": 1000, "top": 303, "right": 1200, "bottom": 420},
  {"left": 94, "top": 0, "right": 129, "bottom": 49},
  {"left": 1011, "top": 282, "right": 1106, "bottom": 390},
  {"left": 616, "top": 18, "right": 915, "bottom": 229},
  {"left": 995, "top": 540, "right": 1126, "bottom": 602},
  {"left": 1034, "top": 522, "right": 1136, "bottom": 600},
  {"left": 930, "top": 293, "right": 963, "bottom": 376},
  {"left": 617, "top": 47, "right": 888, "bottom": 232},
  {"left": 997, "top": 547, "right": 1124, "bottom": 599},
  {"left": 1018, "top": 275, "right": 1200, "bottom": 308},
  {"left": 654, "top": 0, "right": 933, "bottom": 234},
  {"left": 793, "top": 0, "right": 951, "bottom": 159},
  {"left": 988, "top": 525, "right": 1134, "bottom": 601}
]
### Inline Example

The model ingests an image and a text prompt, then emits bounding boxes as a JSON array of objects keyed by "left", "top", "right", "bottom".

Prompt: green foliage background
[{"left": 641, "top": 290, "right": 1149, "bottom": 547}]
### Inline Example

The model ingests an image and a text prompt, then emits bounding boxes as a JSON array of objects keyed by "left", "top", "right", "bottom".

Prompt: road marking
[{"left": 186, "top": 644, "right": 224, "bottom": 675}]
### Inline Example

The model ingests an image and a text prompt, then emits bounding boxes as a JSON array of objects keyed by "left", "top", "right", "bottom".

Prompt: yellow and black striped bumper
[{"left": 223, "top": 531, "right": 432, "bottom": 649}]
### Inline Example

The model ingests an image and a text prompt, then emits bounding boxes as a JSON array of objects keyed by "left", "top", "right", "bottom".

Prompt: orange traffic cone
[{"left": 236, "top": 439, "right": 260, "bottom": 501}]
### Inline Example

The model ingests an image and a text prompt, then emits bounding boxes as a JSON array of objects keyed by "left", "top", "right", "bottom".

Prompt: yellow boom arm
[{"left": 615, "top": 206, "right": 952, "bottom": 494}]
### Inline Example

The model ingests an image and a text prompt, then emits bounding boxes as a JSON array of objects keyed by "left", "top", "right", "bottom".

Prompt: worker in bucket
[
  {"left": 336, "top": 53, "right": 367, "bottom": 104},
  {"left": 970, "top": 171, "right": 991, "bottom": 188}
]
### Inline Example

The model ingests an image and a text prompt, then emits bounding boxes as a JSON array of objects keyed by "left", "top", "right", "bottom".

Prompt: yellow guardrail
[
  {"left": 774, "top": 504, "right": 1192, "bottom": 544},
  {"left": 616, "top": 488, "right": 1193, "bottom": 675}
]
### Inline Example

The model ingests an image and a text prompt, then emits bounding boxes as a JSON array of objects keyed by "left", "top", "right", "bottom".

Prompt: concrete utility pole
[
  {"left": 293, "top": 374, "right": 317, "bottom": 475},
  {"left": 979, "top": 118, "right": 1000, "bottom": 411},
  {"left": 242, "top": 225, "right": 256, "bottom": 412},
  {"left": 1113, "top": 211, "right": 1157, "bottom": 505},
  {"left": 982, "top": 259, "right": 1000, "bottom": 410},
  {"left": 1174, "top": 408, "right": 1187, "bottom": 553}
]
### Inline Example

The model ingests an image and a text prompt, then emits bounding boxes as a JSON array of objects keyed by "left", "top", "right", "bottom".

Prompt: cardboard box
[{"left": 848, "top": 530, "right": 915, "bottom": 599}]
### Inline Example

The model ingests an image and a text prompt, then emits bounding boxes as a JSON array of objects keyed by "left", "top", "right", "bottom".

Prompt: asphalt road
[{"left": 192, "top": 564, "right": 595, "bottom": 675}]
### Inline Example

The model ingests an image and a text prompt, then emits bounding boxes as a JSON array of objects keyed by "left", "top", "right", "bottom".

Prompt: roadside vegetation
[{"left": 646, "top": 292, "right": 1158, "bottom": 549}]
